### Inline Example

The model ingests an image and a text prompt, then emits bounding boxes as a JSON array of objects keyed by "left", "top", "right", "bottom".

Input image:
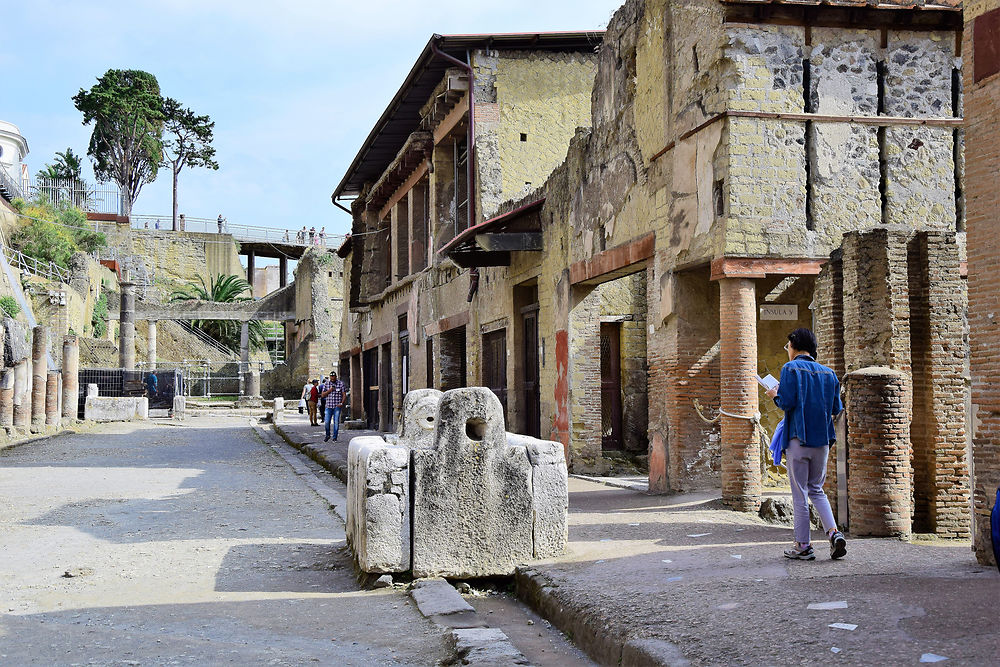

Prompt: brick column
[
  {"left": 31, "top": 325, "right": 47, "bottom": 427},
  {"left": 719, "top": 278, "right": 761, "bottom": 511},
  {"left": 846, "top": 367, "right": 912, "bottom": 538},
  {"left": 119, "top": 282, "right": 136, "bottom": 370},
  {"left": 917, "top": 231, "right": 969, "bottom": 537},
  {"left": 13, "top": 359, "right": 29, "bottom": 428},
  {"left": 61, "top": 335, "right": 79, "bottom": 421},
  {"left": 0, "top": 369, "right": 13, "bottom": 428},
  {"left": 45, "top": 371, "right": 59, "bottom": 426}
]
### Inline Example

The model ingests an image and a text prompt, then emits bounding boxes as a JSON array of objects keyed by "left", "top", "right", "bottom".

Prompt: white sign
[{"left": 760, "top": 304, "right": 798, "bottom": 321}]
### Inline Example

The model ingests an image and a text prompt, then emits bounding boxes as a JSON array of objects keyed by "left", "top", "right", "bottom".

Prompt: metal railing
[
  {"left": 2, "top": 245, "right": 68, "bottom": 283},
  {"left": 29, "top": 178, "right": 125, "bottom": 215},
  {"left": 0, "top": 166, "right": 24, "bottom": 202},
  {"left": 174, "top": 319, "right": 238, "bottom": 359},
  {"left": 129, "top": 214, "right": 345, "bottom": 248}
]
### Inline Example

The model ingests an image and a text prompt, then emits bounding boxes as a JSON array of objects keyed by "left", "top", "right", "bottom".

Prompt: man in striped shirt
[{"left": 321, "top": 371, "right": 347, "bottom": 442}]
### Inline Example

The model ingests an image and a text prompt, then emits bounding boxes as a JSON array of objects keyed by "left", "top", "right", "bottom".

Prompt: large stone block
[
  {"left": 511, "top": 433, "right": 569, "bottom": 559},
  {"left": 385, "top": 388, "right": 442, "bottom": 449},
  {"left": 412, "top": 388, "right": 534, "bottom": 578},
  {"left": 84, "top": 396, "right": 148, "bottom": 422},
  {"left": 3, "top": 317, "right": 28, "bottom": 366},
  {"left": 346, "top": 387, "right": 568, "bottom": 577},
  {"left": 346, "top": 436, "right": 410, "bottom": 573}
]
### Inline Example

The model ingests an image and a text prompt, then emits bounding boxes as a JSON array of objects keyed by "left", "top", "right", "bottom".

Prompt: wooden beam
[
  {"left": 449, "top": 250, "right": 511, "bottom": 268},
  {"left": 433, "top": 91, "right": 470, "bottom": 145},
  {"left": 379, "top": 161, "right": 429, "bottom": 221},
  {"left": 710, "top": 257, "right": 826, "bottom": 282},
  {"left": 569, "top": 233, "right": 655, "bottom": 285},
  {"left": 474, "top": 232, "right": 543, "bottom": 252}
]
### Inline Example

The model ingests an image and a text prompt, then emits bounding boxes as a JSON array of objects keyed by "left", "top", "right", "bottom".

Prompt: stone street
[{"left": 0, "top": 417, "right": 451, "bottom": 666}]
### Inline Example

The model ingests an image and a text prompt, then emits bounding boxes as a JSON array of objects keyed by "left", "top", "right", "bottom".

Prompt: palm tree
[
  {"left": 169, "top": 274, "right": 266, "bottom": 354},
  {"left": 54, "top": 149, "right": 83, "bottom": 180}
]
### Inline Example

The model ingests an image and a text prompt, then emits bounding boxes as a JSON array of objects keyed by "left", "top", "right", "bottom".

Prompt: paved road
[{"left": 0, "top": 418, "right": 450, "bottom": 666}]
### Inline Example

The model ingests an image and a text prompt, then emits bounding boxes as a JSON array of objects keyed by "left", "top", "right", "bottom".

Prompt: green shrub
[
  {"left": 92, "top": 292, "right": 108, "bottom": 338},
  {"left": 10, "top": 197, "right": 106, "bottom": 269},
  {"left": 0, "top": 296, "right": 20, "bottom": 318}
]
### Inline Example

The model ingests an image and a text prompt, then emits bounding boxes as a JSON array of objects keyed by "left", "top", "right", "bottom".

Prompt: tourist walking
[
  {"left": 320, "top": 371, "right": 347, "bottom": 442},
  {"left": 319, "top": 227, "right": 326, "bottom": 246},
  {"left": 298, "top": 226, "right": 307, "bottom": 244},
  {"left": 306, "top": 379, "right": 320, "bottom": 426},
  {"left": 217, "top": 214, "right": 225, "bottom": 234},
  {"left": 766, "top": 327, "right": 848, "bottom": 561},
  {"left": 308, "top": 227, "right": 316, "bottom": 243}
]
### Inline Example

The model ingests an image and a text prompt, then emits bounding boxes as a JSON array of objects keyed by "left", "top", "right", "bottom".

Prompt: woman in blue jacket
[{"left": 765, "top": 328, "right": 848, "bottom": 561}]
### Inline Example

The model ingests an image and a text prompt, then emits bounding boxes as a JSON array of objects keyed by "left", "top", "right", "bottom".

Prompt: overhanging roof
[
  {"left": 441, "top": 198, "right": 545, "bottom": 268},
  {"left": 331, "top": 31, "right": 604, "bottom": 202}
]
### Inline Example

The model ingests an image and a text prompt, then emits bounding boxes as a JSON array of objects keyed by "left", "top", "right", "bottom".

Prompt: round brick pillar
[
  {"left": 0, "top": 368, "right": 13, "bottom": 428},
  {"left": 61, "top": 335, "right": 79, "bottom": 421},
  {"left": 846, "top": 367, "right": 912, "bottom": 538},
  {"left": 45, "top": 371, "right": 60, "bottom": 426},
  {"left": 719, "top": 278, "right": 761, "bottom": 511},
  {"left": 119, "top": 282, "right": 136, "bottom": 371},
  {"left": 31, "top": 325, "right": 48, "bottom": 427}
]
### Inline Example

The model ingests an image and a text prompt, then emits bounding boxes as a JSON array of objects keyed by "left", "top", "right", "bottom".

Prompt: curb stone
[
  {"left": 514, "top": 567, "right": 688, "bottom": 667},
  {"left": 272, "top": 423, "right": 350, "bottom": 483},
  {"left": 271, "top": 423, "right": 536, "bottom": 665},
  {"left": 410, "top": 579, "right": 532, "bottom": 666}
]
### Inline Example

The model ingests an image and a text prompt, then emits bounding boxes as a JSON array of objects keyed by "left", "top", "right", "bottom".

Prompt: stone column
[
  {"left": 718, "top": 278, "right": 761, "bottom": 512},
  {"left": 45, "top": 371, "right": 59, "bottom": 426},
  {"left": 31, "top": 325, "right": 47, "bottom": 427},
  {"left": 13, "top": 358, "right": 29, "bottom": 428},
  {"left": 239, "top": 322, "right": 250, "bottom": 364},
  {"left": 119, "top": 282, "right": 136, "bottom": 370},
  {"left": 245, "top": 368, "right": 261, "bottom": 398},
  {"left": 846, "top": 367, "right": 912, "bottom": 538},
  {"left": 61, "top": 335, "right": 79, "bottom": 421},
  {"left": 147, "top": 320, "right": 157, "bottom": 370},
  {"left": 247, "top": 251, "right": 256, "bottom": 287},
  {"left": 0, "top": 369, "right": 14, "bottom": 428}
]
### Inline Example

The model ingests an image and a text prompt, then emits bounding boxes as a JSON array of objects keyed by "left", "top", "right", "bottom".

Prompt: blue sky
[{"left": 1, "top": 0, "right": 621, "bottom": 237}]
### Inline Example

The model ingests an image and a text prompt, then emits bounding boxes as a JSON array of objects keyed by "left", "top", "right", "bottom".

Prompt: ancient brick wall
[
  {"left": 845, "top": 367, "right": 912, "bottom": 538},
  {"left": 818, "top": 227, "right": 969, "bottom": 537},
  {"left": 964, "top": 0, "right": 1000, "bottom": 565}
]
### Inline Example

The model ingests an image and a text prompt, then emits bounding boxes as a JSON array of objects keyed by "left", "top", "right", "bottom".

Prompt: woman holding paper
[{"left": 765, "top": 328, "right": 847, "bottom": 561}]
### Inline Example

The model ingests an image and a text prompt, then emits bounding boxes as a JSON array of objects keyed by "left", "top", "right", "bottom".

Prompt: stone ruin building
[
  {"left": 963, "top": 2, "right": 1000, "bottom": 566},
  {"left": 335, "top": 0, "right": 972, "bottom": 537}
]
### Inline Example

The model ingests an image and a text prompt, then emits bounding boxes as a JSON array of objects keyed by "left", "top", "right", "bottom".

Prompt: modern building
[{"left": 0, "top": 120, "right": 29, "bottom": 202}]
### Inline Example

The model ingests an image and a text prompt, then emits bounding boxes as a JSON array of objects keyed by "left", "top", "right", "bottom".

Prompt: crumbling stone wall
[{"left": 473, "top": 50, "right": 598, "bottom": 219}]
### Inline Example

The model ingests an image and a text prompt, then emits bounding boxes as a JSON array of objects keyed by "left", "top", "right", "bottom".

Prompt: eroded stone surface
[
  {"left": 412, "top": 388, "right": 533, "bottom": 578},
  {"left": 347, "top": 387, "right": 568, "bottom": 577},
  {"left": 346, "top": 436, "right": 409, "bottom": 573}
]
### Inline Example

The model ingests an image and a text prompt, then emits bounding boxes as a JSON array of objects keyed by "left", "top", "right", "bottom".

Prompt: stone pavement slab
[
  {"left": 273, "top": 409, "right": 380, "bottom": 483},
  {"left": 516, "top": 477, "right": 1000, "bottom": 666}
]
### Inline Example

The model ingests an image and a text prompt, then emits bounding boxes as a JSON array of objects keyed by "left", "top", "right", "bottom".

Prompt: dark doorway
[
  {"left": 482, "top": 328, "right": 507, "bottom": 425},
  {"left": 439, "top": 326, "right": 466, "bottom": 391},
  {"left": 363, "top": 348, "right": 379, "bottom": 430},
  {"left": 522, "top": 306, "right": 541, "bottom": 437},
  {"left": 600, "top": 322, "right": 623, "bottom": 451},
  {"left": 426, "top": 336, "right": 434, "bottom": 389},
  {"left": 380, "top": 342, "right": 393, "bottom": 431}
]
